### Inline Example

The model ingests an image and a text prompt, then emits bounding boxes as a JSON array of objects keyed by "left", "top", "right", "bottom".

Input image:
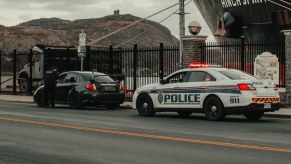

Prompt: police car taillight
[
  {"left": 86, "top": 83, "right": 96, "bottom": 91},
  {"left": 237, "top": 83, "right": 256, "bottom": 91}
]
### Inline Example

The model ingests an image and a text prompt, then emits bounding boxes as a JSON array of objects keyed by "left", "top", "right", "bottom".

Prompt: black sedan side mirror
[{"left": 160, "top": 79, "right": 166, "bottom": 84}]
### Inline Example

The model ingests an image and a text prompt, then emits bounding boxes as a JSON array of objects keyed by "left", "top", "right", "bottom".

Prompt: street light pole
[{"left": 179, "top": 0, "right": 185, "bottom": 69}]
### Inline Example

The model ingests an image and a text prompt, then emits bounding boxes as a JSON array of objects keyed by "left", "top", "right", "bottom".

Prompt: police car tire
[
  {"left": 177, "top": 111, "right": 192, "bottom": 117},
  {"left": 70, "top": 92, "right": 82, "bottom": 109},
  {"left": 204, "top": 96, "right": 226, "bottom": 121},
  {"left": 136, "top": 94, "right": 155, "bottom": 116},
  {"left": 244, "top": 111, "right": 264, "bottom": 121},
  {"left": 35, "top": 91, "right": 45, "bottom": 107}
]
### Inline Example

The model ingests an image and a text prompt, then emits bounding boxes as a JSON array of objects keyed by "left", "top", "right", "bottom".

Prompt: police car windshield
[
  {"left": 82, "top": 73, "right": 114, "bottom": 82},
  {"left": 218, "top": 69, "right": 258, "bottom": 80}
]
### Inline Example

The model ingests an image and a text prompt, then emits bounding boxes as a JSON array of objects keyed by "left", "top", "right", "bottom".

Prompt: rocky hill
[{"left": 0, "top": 13, "right": 179, "bottom": 54}]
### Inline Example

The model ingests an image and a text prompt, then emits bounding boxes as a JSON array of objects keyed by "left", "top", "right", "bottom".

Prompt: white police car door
[
  {"left": 156, "top": 70, "right": 215, "bottom": 109},
  {"left": 154, "top": 71, "right": 188, "bottom": 109},
  {"left": 182, "top": 71, "right": 216, "bottom": 109}
]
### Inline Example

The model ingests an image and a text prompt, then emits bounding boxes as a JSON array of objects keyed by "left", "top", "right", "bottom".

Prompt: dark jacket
[{"left": 44, "top": 70, "right": 59, "bottom": 86}]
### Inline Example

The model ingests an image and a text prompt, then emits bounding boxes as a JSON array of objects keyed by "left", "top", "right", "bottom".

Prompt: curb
[{"left": 264, "top": 114, "right": 291, "bottom": 119}]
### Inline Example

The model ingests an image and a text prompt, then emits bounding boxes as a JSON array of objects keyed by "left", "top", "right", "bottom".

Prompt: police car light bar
[{"left": 189, "top": 63, "right": 222, "bottom": 68}]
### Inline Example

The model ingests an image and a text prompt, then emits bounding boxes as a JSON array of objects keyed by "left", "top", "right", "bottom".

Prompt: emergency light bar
[{"left": 189, "top": 63, "right": 222, "bottom": 68}]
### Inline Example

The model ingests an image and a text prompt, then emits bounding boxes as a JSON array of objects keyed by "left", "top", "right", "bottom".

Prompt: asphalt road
[{"left": 0, "top": 102, "right": 291, "bottom": 164}]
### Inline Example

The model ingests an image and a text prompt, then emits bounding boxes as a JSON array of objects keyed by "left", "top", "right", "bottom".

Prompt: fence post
[
  {"left": 13, "top": 49, "right": 17, "bottom": 95},
  {"left": 109, "top": 45, "right": 113, "bottom": 75},
  {"left": 159, "top": 43, "right": 164, "bottom": 80},
  {"left": 29, "top": 49, "right": 33, "bottom": 96},
  {"left": 133, "top": 44, "right": 137, "bottom": 90},
  {"left": 85, "top": 46, "right": 91, "bottom": 71},
  {"left": 67, "top": 47, "right": 70, "bottom": 70},
  {"left": 240, "top": 36, "right": 245, "bottom": 71},
  {"left": 0, "top": 50, "right": 1, "bottom": 94}
]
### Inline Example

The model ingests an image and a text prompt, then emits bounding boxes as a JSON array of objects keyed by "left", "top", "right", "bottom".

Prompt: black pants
[{"left": 44, "top": 84, "right": 56, "bottom": 107}]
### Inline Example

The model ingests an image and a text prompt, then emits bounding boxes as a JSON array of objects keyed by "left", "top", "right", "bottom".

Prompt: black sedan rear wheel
[
  {"left": 136, "top": 94, "right": 155, "bottom": 116},
  {"left": 70, "top": 92, "right": 82, "bottom": 109},
  {"left": 35, "top": 90, "right": 45, "bottom": 107}
]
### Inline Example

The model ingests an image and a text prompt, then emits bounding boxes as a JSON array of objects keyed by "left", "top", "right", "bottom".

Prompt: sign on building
[{"left": 254, "top": 52, "right": 279, "bottom": 84}]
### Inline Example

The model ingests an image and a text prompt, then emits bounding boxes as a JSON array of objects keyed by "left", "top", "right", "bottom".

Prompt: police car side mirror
[{"left": 160, "top": 79, "right": 166, "bottom": 84}]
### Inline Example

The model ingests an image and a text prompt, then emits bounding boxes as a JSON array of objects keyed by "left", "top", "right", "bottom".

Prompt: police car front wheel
[
  {"left": 204, "top": 96, "right": 226, "bottom": 121},
  {"left": 136, "top": 94, "right": 155, "bottom": 117}
]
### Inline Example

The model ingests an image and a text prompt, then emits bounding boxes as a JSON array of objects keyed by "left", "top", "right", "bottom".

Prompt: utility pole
[{"left": 179, "top": 0, "right": 185, "bottom": 69}]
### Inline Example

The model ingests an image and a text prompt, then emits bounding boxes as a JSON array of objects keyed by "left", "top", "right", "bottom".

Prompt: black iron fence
[
  {"left": 2, "top": 39, "right": 284, "bottom": 99},
  {"left": 0, "top": 44, "right": 180, "bottom": 99},
  {"left": 200, "top": 38, "right": 286, "bottom": 87},
  {"left": 0, "top": 49, "right": 33, "bottom": 95},
  {"left": 115, "top": 44, "right": 179, "bottom": 98}
]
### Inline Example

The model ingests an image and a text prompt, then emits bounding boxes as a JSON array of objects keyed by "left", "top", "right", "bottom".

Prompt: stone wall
[{"left": 181, "top": 35, "right": 207, "bottom": 68}]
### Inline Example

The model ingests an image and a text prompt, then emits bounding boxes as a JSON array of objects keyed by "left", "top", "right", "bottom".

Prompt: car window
[
  {"left": 166, "top": 71, "right": 187, "bottom": 83},
  {"left": 187, "top": 71, "right": 207, "bottom": 82},
  {"left": 64, "top": 73, "right": 77, "bottom": 83},
  {"left": 78, "top": 75, "right": 87, "bottom": 83},
  {"left": 82, "top": 73, "right": 114, "bottom": 82},
  {"left": 93, "top": 76, "right": 114, "bottom": 82},
  {"left": 58, "top": 73, "right": 67, "bottom": 83},
  {"left": 204, "top": 73, "right": 216, "bottom": 82},
  {"left": 219, "top": 69, "right": 257, "bottom": 80}
]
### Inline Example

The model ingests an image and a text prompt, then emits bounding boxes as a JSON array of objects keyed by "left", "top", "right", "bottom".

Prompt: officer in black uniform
[{"left": 43, "top": 66, "right": 59, "bottom": 108}]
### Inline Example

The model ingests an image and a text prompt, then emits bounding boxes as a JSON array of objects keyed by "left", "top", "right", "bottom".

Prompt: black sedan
[{"left": 34, "top": 71, "right": 125, "bottom": 109}]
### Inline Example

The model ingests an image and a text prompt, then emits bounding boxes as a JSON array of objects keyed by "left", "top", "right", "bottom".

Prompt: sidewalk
[{"left": 0, "top": 94, "right": 290, "bottom": 119}]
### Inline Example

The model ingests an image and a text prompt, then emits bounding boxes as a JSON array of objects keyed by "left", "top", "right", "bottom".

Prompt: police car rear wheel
[
  {"left": 204, "top": 97, "right": 225, "bottom": 121},
  {"left": 244, "top": 111, "right": 264, "bottom": 121},
  {"left": 136, "top": 94, "right": 155, "bottom": 116},
  {"left": 177, "top": 111, "right": 192, "bottom": 117}
]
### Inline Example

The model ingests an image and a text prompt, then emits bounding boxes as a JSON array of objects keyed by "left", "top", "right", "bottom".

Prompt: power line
[
  {"left": 268, "top": 0, "right": 291, "bottom": 10},
  {"left": 279, "top": 0, "right": 291, "bottom": 6},
  {"left": 86, "top": 2, "right": 180, "bottom": 46},
  {"left": 116, "top": 0, "right": 193, "bottom": 47}
]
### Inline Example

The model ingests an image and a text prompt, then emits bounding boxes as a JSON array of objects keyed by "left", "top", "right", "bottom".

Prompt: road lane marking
[{"left": 1, "top": 117, "right": 291, "bottom": 153}]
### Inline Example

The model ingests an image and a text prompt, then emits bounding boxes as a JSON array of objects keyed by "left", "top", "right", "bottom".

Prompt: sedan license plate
[
  {"left": 103, "top": 86, "right": 115, "bottom": 91},
  {"left": 264, "top": 103, "right": 271, "bottom": 109}
]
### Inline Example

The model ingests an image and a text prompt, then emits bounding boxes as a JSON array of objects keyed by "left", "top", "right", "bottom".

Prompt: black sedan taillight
[{"left": 86, "top": 83, "right": 96, "bottom": 91}]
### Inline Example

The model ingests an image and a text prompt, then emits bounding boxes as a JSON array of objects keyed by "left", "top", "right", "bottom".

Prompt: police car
[{"left": 133, "top": 65, "right": 280, "bottom": 121}]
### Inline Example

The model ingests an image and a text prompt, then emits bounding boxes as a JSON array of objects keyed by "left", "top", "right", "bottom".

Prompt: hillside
[{"left": 0, "top": 13, "right": 179, "bottom": 54}]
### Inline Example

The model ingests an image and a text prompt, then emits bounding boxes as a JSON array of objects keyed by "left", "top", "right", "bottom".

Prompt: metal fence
[
  {"left": 0, "top": 49, "right": 33, "bottom": 95},
  {"left": 85, "top": 44, "right": 179, "bottom": 99},
  {"left": 200, "top": 38, "right": 286, "bottom": 87},
  {"left": 0, "top": 44, "right": 180, "bottom": 99}
]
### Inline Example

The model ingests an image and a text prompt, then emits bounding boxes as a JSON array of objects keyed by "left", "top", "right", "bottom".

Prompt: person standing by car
[{"left": 43, "top": 66, "right": 59, "bottom": 108}]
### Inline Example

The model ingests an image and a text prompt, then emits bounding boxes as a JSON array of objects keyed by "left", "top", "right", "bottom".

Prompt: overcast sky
[{"left": 0, "top": 0, "right": 211, "bottom": 38}]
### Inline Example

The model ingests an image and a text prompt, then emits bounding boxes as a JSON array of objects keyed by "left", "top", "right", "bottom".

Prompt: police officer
[{"left": 43, "top": 66, "right": 59, "bottom": 108}]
